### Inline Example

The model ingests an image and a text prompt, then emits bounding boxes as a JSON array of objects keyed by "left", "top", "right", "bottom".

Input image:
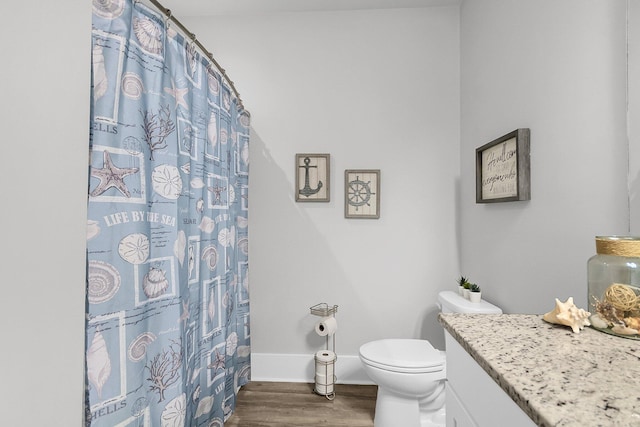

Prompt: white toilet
[{"left": 359, "top": 290, "right": 502, "bottom": 427}]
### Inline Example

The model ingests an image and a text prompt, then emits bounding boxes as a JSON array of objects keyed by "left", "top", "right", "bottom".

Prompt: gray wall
[
  {"left": 186, "top": 0, "right": 633, "bottom": 358},
  {"left": 0, "top": 1, "right": 91, "bottom": 425},
  {"left": 630, "top": 0, "right": 640, "bottom": 235},
  {"left": 185, "top": 7, "right": 462, "bottom": 354},
  {"left": 459, "top": 0, "right": 629, "bottom": 313}
]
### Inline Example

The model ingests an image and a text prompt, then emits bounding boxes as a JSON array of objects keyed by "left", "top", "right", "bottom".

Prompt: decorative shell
[
  {"left": 543, "top": 297, "right": 591, "bottom": 333},
  {"left": 152, "top": 164, "right": 183, "bottom": 200},
  {"left": 121, "top": 72, "right": 143, "bottom": 100},
  {"left": 589, "top": 314, "right": 609, "bottom": 329},
  {"left": 143, "top": 267, "right": 169, "bottom": 298},
  {"left": 93, "top": 0, "right": 125, "bottom": 19},
  {"left": 133, "top": 16, "right": 163, "bottom": 56},
  {"left": 128, "top": 332, "right": 156, "bottom": 362},
  {"left": 612, "top": 324, "right": 639, "bottom": 336},
  {"left": 92, "top": 45, "right": 107, "bottom": 100},
  {"left": 87, "top": 260, "right": 121, "bottom": 304},
  {"left": 174, "top": 230, "right": 186, "bottom": 266},
  {"left": 87, "top": 330, "right": 111, "bottom": 399},
  {"left": 591, "top": 296, "right": 624, "bottom": 326},
  {"left": 118, "top": 233, "right": 150, "bottom": 265},
  {"left": 161, "top": 393, "right": 186, "bottom": 427},
  {"left": 624, "top": 317, "right": 640, "bottom": 330},
  {"left": 199, "top": 216, "right": 215, "bottom": 234},
  {"left": 201, "top": 245, "right": 218, "bottom": 271}
]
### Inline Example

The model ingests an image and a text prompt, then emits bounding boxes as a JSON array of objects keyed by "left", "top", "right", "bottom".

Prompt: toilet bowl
[
  {"left": 359, "top": 290, "right": 502, "bottom": 427},
  {"left": 359, "top": 339, "right": 446, "bottom": 427}
]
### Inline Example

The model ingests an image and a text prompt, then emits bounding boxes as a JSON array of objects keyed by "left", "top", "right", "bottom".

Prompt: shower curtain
[{"left": 85, "top": 1, "right": 250, "bottom": 425}]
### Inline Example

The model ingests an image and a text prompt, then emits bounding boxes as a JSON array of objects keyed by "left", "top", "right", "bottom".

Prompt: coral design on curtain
[{"left": 85, "top": 0, "right": 251, "bottom": 425}]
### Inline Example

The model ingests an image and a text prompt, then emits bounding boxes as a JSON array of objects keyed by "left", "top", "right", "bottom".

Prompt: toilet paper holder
[
  {"left": 310, "top": 303, "right": 338, "bottom": 400},
  {"left": 310, "top": 302, "right": 338, "bottom": 317}
]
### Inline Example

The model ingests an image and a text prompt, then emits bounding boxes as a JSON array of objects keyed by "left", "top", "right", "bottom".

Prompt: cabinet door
[
  {"left": 446, "top": 383, "right": 478, "bottom": 427},
  {"left": 445, "top": 333, "right": 536, "bottom": 427}
]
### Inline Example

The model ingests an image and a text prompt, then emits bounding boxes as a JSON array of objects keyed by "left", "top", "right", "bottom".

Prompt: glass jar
[{"left": 588, "top": 236, "right": 640, "bottom": 339}]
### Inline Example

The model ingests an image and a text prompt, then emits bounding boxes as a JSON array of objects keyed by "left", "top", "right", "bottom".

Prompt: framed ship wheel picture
[{"left": 344, "top": 169, "right": 380, "bottom": 219}]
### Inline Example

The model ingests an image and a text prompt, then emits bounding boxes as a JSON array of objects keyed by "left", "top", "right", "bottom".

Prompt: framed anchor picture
[
  {"left": 295, "top": 153, "right": 330, "bottom": 202},
  {"left": 344, "top": 169, "right": 380, "bottom": 219}
]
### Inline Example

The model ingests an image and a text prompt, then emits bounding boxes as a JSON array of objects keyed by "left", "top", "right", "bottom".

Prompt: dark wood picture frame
[
  {"left": 476, "top": 129, "right": 530, "bottom": 203},
  {"left": 295, "top": 153, "right": 330, "bottom": 202},
  {"left": 344, "top": 169, "right": 380, "bottom": 219}
]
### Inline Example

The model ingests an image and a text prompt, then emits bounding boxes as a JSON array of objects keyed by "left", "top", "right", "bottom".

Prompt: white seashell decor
[
  {"left": 143, "top": 267, "right": 169, "bottom": 298},
  {"left": 543, "top": 297, "right": 591, "bottom": 333},
  {"left": 87, "top": 330, "right": 111, "bottom": 399},
  {"left": 133, "top": 16, "right": 163, "bottom": 55}
]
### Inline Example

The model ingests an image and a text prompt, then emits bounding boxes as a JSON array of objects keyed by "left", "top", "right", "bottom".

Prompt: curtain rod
[{"left": 145, "top": 0, "right": 246, "bottom": 111}]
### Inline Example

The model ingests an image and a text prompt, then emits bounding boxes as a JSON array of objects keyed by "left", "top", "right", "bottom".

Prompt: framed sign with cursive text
[
  {"left": 296, "top": 153, "right": 330, "bottom": 202},
  {"left": 476, "top": 129, "right": 530, "bottom": 203}
]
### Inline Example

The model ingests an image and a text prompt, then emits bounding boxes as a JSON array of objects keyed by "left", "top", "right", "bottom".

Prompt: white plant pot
[
  {"left": 458, "top": 286, "right": 465, "bottom": 296},
  {"left": 463, "top": 289, "right": 470, "bottom": 299},
  {"left": 469, "top": 292, "right": 481, "bottom": 303}
]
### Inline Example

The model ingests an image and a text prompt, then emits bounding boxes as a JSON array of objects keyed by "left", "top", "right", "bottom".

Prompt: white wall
[
  {"left": 0, "top": 1, "right": 91, "bottom": 425},
  {"left": 459, "top": 0, "right": 629, "bottom": 313},
  {"left": 630, "top": 1, "right": 640, "bottom": 235},
  {"left": 185, "top": 7, "right": 461, "bottom": 355}
]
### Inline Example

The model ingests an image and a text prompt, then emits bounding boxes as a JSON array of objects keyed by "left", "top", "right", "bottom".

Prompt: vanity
[{"left": 439, "top": 313, "right": 640, "bottom": 427}]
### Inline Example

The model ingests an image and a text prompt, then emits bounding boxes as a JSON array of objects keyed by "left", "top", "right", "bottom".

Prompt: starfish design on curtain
[
  {"left": 91, "top": 150, "right": 139, "bottom": 197},
  {"left": 207, "top": 349, "right": 225, "bottom": 372},
  {"left": 164, "top": 80, "right": 189, "bottom": 111}
]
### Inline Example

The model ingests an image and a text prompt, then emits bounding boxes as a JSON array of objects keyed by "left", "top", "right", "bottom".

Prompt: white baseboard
[{"left": 250, "top": 352, "right": 374, "bottom": 385}]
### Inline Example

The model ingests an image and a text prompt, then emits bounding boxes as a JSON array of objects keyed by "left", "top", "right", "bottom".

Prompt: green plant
[
  {"left": 457, "top": 275, "right": 471, "bottom": 288},
  {"left": 470, "top": 284, "right": 481, "bottom": 293}
]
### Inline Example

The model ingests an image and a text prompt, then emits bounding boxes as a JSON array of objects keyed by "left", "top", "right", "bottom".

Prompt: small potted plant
[
  {"left": 463, "top": 281, "right": 472, "bottom": 299},
  {"left": 457, "top": 276, "right": 470, "bottom": 296},
  {"left": 469, "top": 284, "right": 481, "bottom": 303}
]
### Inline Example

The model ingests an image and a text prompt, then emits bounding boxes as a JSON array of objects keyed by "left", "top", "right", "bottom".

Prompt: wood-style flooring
[{"left": 225, "top": 382, "right": 377, "bottom": 427}]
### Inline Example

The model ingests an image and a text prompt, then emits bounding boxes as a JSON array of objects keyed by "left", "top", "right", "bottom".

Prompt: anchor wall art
[
  {"left": 295, "top": 153, "right": 330, "bottom": 202},
  {"left": 86, "top": 0, "right": 251, "bottom": 425}
]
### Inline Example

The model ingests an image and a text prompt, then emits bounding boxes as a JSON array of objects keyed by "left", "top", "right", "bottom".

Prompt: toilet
[{"left": 359, "top": 290, "right": 502, "bottom": 427}]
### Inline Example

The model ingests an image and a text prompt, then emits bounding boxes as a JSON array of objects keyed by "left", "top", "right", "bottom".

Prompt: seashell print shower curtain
[{"left": 85, "top": 0, "right": 251, "bottom": 425}]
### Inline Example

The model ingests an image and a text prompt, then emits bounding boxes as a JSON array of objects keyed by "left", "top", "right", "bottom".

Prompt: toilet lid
[{"left": 359, "top": 339, "right": 445, "bottom": 373}]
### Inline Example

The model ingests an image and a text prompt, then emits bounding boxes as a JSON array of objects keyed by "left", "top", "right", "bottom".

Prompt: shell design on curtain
[{"left": 86, "top": 0, "right": 251, "bottom": 425}]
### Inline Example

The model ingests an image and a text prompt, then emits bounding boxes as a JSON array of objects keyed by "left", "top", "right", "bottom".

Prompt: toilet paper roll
[
  {"left": 315, "top": 372, "right": 333, "bottom": 385},
  {"left": 316, "top": 361, "right": 335, "bottom": 379},
  {"left": 315, "top": 349, "right": 336, "bottom": 363},
  {"left": 315, "top": 373, "right": 335, "bottom": 385},
  {"left": 315, "top": 365, "right": 335, "bottom": 379},
  {"left": 315, "top": 382, "right": 334, "bottom": 395},
  {"left": 315, "top": 350, "right": 336, "bottom": 385},
  {"left": 315, "top": 317, "right": 338, "bottom": 336}
]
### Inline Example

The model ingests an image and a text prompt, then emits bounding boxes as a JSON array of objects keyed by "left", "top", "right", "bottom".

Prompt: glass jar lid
[{"left": 595, "top": 236, "right": 640, "bottom": 257}]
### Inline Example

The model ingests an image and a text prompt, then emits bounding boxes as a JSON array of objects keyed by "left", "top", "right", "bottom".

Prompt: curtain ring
[{"left": 164, "top": 9, "right": 172, "bottom": 28}]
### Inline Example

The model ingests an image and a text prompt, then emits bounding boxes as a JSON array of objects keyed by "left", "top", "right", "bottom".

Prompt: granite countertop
[{"left": 439, "top": 313, "right": 640, "bottom": 427}]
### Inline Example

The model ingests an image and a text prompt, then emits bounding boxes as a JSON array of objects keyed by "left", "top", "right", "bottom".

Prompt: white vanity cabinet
[{"left": 444, "top": 332, "right": 536, "bottom": 427}]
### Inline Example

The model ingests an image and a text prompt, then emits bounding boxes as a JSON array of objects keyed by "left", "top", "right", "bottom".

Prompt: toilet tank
[{"left": 437, "top": 290, "right": 502, "bottom": 314}]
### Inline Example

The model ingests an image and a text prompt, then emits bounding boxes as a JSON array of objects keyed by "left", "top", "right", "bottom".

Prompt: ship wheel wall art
[
  {"left": 344, "top": 169, "right": 380, "bottom": 219},
  {"left": 295, "top": 153, "right": 330, "bottom": 202}
]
